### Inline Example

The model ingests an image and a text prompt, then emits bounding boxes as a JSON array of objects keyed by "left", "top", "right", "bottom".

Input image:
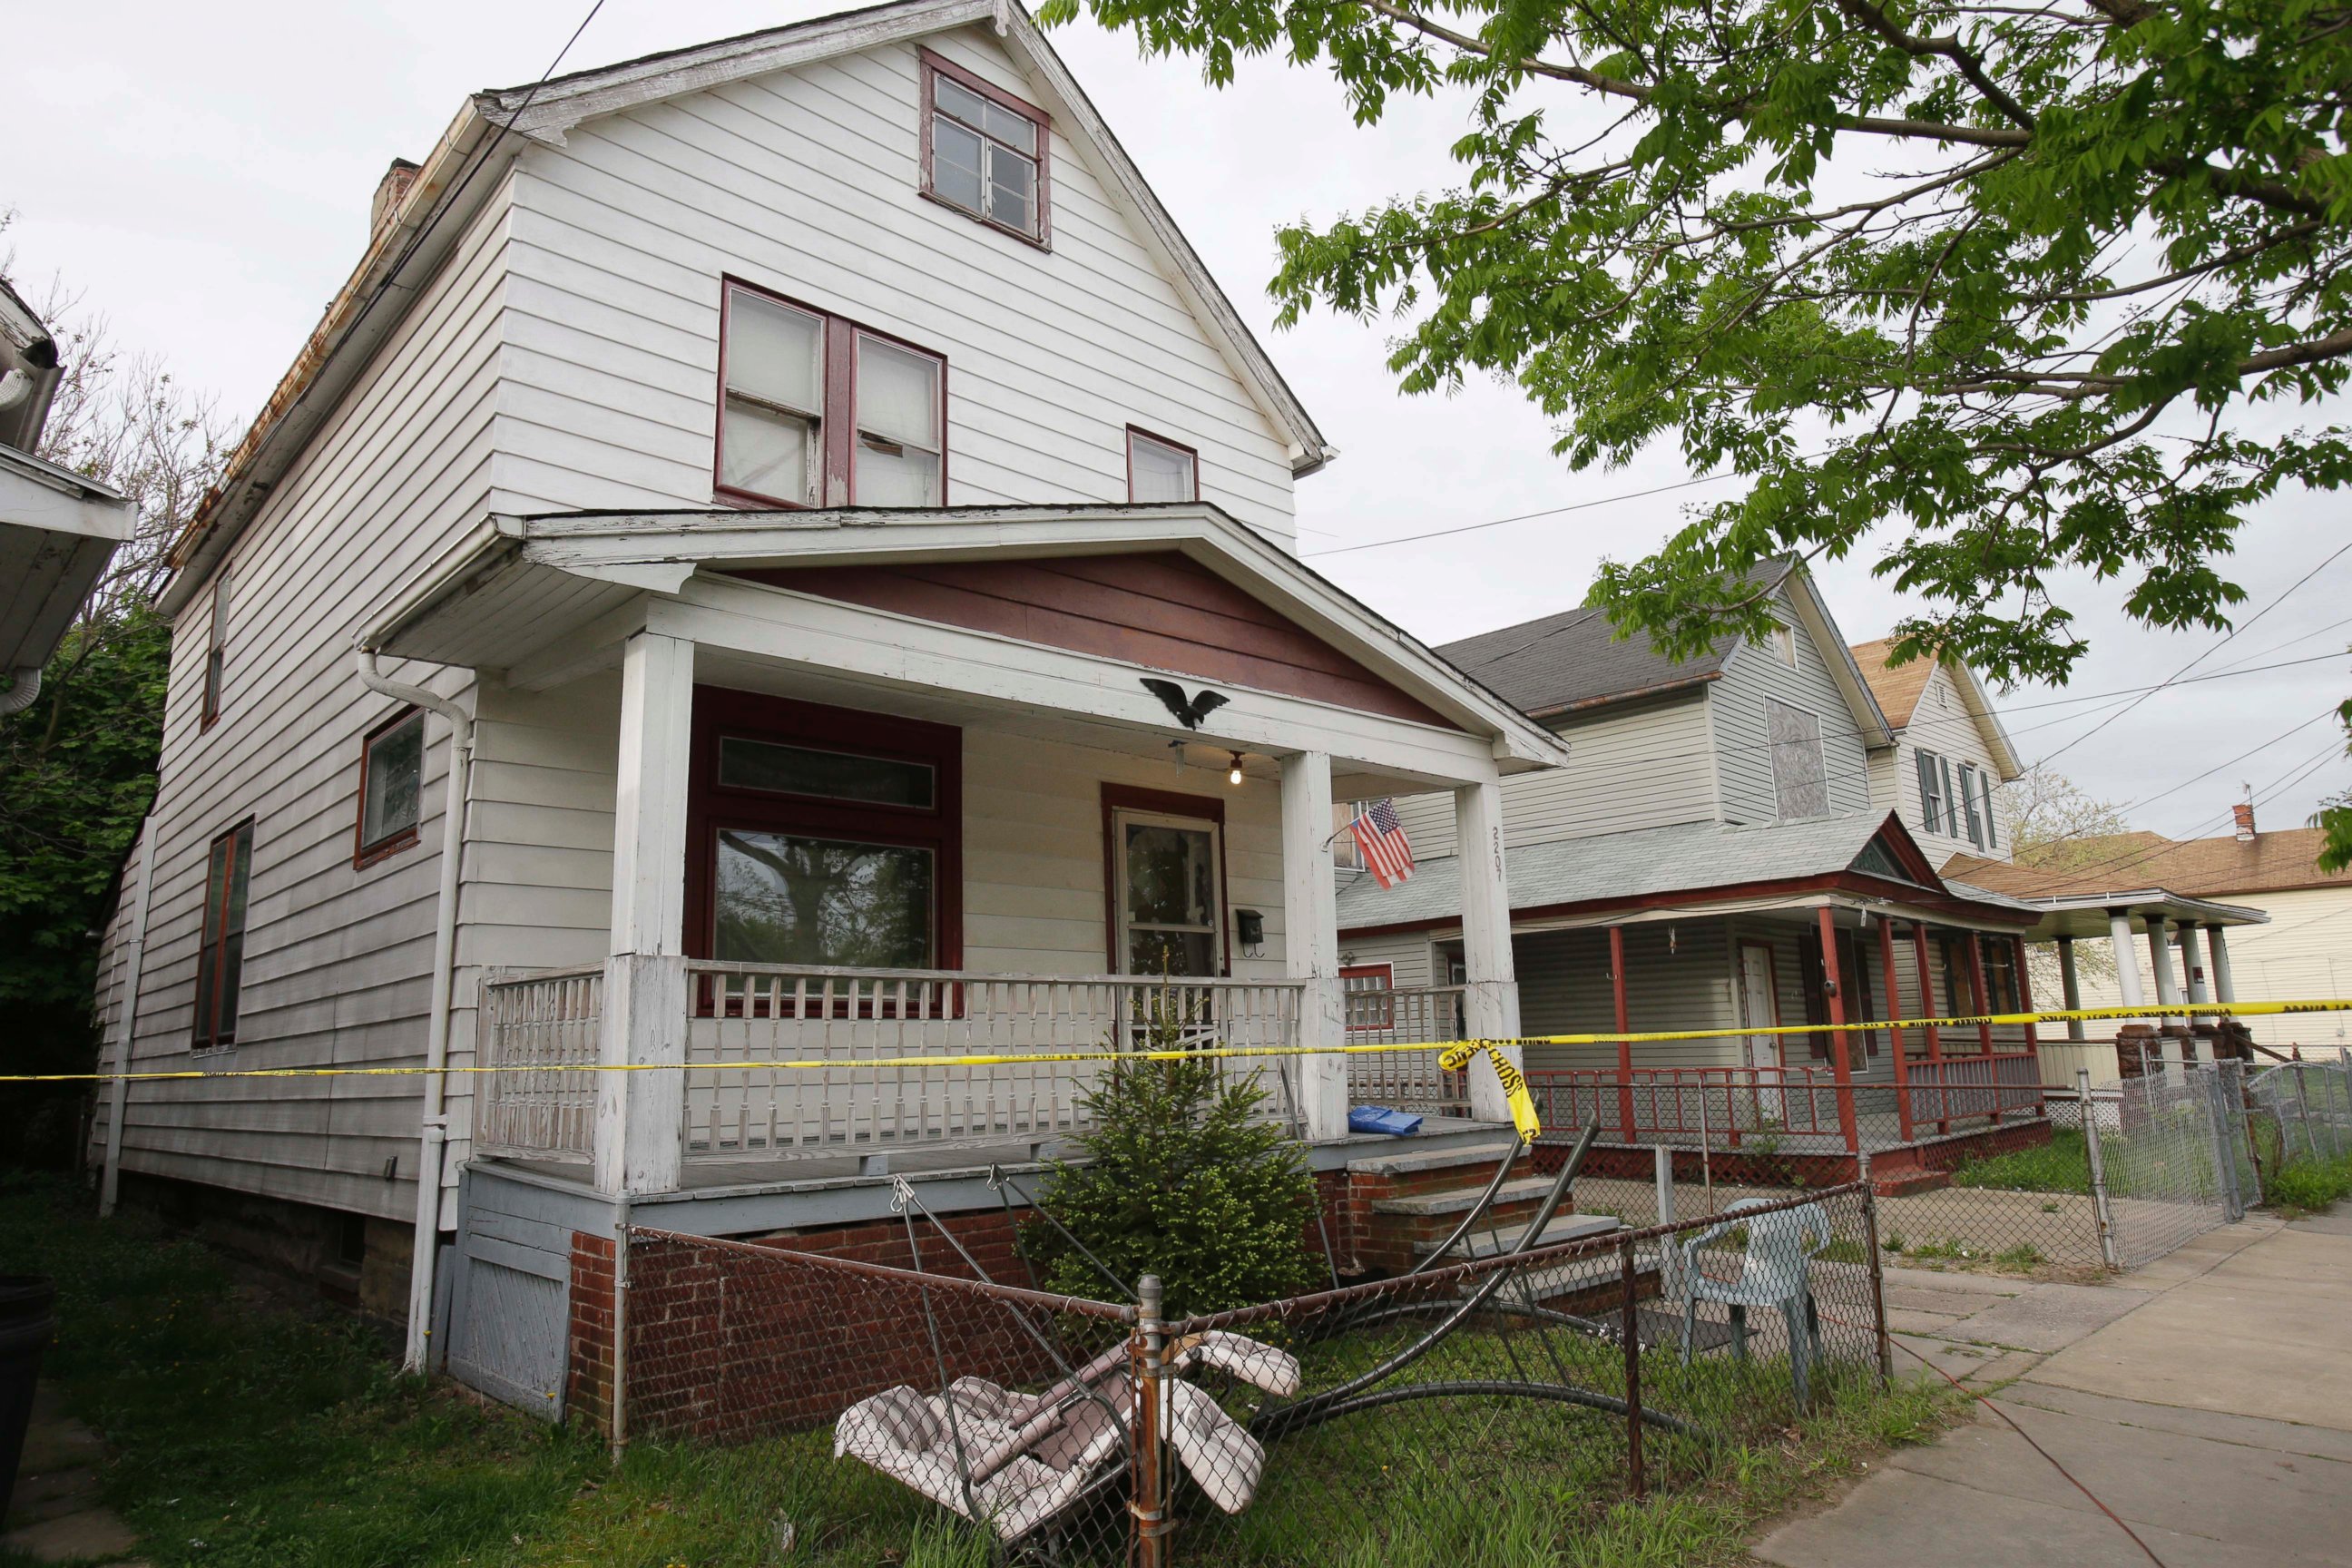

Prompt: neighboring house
[
  {"left": 1338, "top": 565, "right": 2049, "bottom": 1165},
  {"left": 0, "top": 277, "right": 132, "bottom": 709},
  {"left": 1849, "top": 638, "right": 2022, "bottom": 864},
  {"left": 88, "top": 0, "right": 1565, "bottom": 1397},
  {"left": 1949, "top": 803, "right": 2337, "bottom": 1059}
]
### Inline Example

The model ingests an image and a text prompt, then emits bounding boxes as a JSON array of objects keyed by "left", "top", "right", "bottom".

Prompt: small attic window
[{"left": 921, "top": 49, "right": 1050, "bottom": 245}]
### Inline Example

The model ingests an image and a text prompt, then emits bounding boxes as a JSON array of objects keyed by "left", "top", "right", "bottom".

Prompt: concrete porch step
[
  {"left": 1415, "top": 1212, "right": 1622, "bottom": 1258},
  {"left": 1344, "top": 1139, "right": 1524, "bottom": 1179},
  {"left": 1370, "top": 1176, "right": 1555, "bottom": 1219}
]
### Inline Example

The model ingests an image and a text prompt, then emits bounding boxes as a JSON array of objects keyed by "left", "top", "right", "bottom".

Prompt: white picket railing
[
  {"left": 1344, "top": 985, "right": 1473, "bottom": 1116},
  {"left": 682, "top": 965, "right": 1303, "bottom": 1162},
  {"left": 475, "top": 965, "right": 603, "bottom": 1164},
  {"left": 473, "top": 964, "right": 1305, "bottom": 1168}
]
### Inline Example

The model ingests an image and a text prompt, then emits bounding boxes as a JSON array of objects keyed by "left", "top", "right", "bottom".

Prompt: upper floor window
[
  {"left": 1765, "top": 698, "right": 1828, "bottom": 818},
  {"left": 192, "top": 818, "right": 254, "bottom": 1051},
  {"left": 1758, "top": 620, "right": 1797, "bottom": 669},
  {"left": 1128, "top": 426, "right": 1199, "bottom": 503},
  {"left": 920, "top": 50, "right": 1050, "bottom": 245},
  {"left": 356, "top": 708, "right": 426, "bottom": 867},
  {"left": 716, "top": 280, "right": 946, "bottom": 510},
  {"left": 1957, "top": 762, "right": 1986, "bottom": 848},
  {"left": 1916, "top": 749, "right": 1946, "bottom": 834},
  {"left": 201, "top": 569, "right": 231, "bottom": 728}
]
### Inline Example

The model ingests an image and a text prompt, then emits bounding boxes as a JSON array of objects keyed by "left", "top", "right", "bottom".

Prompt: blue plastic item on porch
[{"left": 1348, "top": 1105, "right": 1424, "bottom": 1137}]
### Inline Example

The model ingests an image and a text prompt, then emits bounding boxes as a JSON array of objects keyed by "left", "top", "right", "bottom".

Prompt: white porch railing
[
  {"left": 474, "top": 964, "right": 1305, "bottom": 1170},
  {"left": 475, "top": 965, "right": 603, "bottom": 1163},
  {"left": 1344, "top": 985, "right": 1472, "bottom": 1116}
]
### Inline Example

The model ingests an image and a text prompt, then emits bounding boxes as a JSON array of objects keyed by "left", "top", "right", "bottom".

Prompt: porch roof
[
  {"left": 361, "top": 503, "right": 1572, "bottom": 775},
  {"left": 1337, "top": 811, "right": 2043, "bottom": 936}
]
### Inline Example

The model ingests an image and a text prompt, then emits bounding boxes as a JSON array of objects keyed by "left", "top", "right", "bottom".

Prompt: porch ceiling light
[{"left": 1228, "top": 751, "right": 1246, "bottom": 786}]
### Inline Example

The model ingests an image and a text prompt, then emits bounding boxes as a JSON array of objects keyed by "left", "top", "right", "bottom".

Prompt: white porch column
[
  {"left": 2107, "top": 908, "right": 2145, "bottom": 1012},
  {"left": 2180, "top": 926, "right": 2211, "bottom": 1004},
  {"left": 2146, "top": 914, "right": 2186, "bottom": 1069},
  {"left": 1280, "top": 750, "right": 1349, "bottom": 1142},
  {"left": 595, "top": 632, "right": 695, "bottom": 1197},
  {"left": 2205, "top": 925, "right": 2238, "bottom": 1004},
  {"left": 1455, "top": 773, "right": 1523, "bottom": 1124},
  {"left": 2056, "top": 936, "right": 2086, "bottom": 1043}
]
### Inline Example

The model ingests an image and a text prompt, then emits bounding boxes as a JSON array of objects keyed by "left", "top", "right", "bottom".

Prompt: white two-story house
[{"left": 90, "top": 0, "right": 1565, "bottom": 1409}]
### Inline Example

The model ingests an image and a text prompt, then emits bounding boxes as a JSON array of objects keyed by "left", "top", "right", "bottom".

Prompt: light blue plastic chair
[{"left": 1676, "top": 1197, "right": 1833, "bottom": 1406}]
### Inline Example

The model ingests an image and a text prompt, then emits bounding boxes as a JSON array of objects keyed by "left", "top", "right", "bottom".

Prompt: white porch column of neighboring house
[
  {"left": 1454, "top": 771, "right": 1524, "bottom": 1123},
  {"left": 2108, "top": 906, "right": 2147, "bottom": 1052},
  {"left": 2204, "top": 924, "right": 2238, "bottom": 1004},
  {"left": 2180, "top": 926, "right": 2212, "bottom": 1004},
  {"left": 594, "top": 632, "right": 695, "bottom": 1197},
  {"left": 1279, "top": 750, "right": 1349, "bottom": 1142},
  {"left": 2145, "top": 914, "right": 2187, "bottom": 1067}
]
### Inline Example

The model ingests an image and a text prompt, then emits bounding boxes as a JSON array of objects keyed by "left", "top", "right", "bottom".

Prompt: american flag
[{"left": 1349, "top": 799, "right": 1416, "bottom": 890}]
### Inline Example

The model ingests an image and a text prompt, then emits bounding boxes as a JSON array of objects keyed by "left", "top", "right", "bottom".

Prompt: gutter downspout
[
  {"left": 0, "top": 666, "right": 40, "bottom": 716},
  {"left": 99, "top": 820, "right": 157, "bottom": 1217},
  {"left": 355, "top": 646, "right": 475, "bottom": 1374}
]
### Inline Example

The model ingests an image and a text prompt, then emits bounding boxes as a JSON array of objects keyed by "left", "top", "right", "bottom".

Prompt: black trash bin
[{"left": 0, "top": 1275, "right": 57, "bottom": 1521}]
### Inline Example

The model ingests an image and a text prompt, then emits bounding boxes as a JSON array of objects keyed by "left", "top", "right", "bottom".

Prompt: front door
[
  {"left": 1738, "top": 942, "right": 1781, "bottom": 1068},
  {"left": 1112, "top": 807, "right": 1224, "bottom": 977}
]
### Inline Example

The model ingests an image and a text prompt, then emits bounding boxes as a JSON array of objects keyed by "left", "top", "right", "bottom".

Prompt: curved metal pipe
[
  {"left": 1404, "top": 1132, "right": 1530, "bottom": 1278},
  {"left": 0, "top": 666, "right": 40, "bottom": 717}
]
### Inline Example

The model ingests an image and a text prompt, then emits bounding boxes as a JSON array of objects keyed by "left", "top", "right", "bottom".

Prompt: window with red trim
[
  {"left": 684, "top": 690, "right": 963, "bottom": 974},
  {"left": 1127, "top": 426, "right": 1198, "bottom": 503},
  {"left": 714, "top": 279, "right": 946, "bottom": 511},
  {"left": 192, "top": 819, "right": 254, "bottom": 1051},
  {"left": 355, "top": 708, "right": 425, "bottom": 868},
  {"left": 200, "top": 569, "right": 231, "bottom": 728},
  {"left": 1340, "top": 963, "right": 1396, "bottom": 1031},
  {"left": 919, "top": 49, "right": 1050, "bottom": 244}
]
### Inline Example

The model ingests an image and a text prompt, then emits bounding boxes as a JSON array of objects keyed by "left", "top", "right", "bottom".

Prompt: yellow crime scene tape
[{"left": 9, "top": 995, "right": 2346, "bottom": 1109}]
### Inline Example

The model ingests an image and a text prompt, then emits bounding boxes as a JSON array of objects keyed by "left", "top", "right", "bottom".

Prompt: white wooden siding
[
  {"left": 492, "top": 27, "right": 1298, "bottom": 544},
  {"left": 1515, "top": 922, "right": 1747, "bottom": 1072},
  {"left": 1709, "top": 589, "right": 1872, "bottom": 826},
  {"left": 100, "top": 181, "right": 516, "bottom": 1223},
  {"left": 1385, "top": 693, "right": 1715, "bottom": 860},
  {"left": 1870, "top": 661, "right": 2012, "bottom": 861},
  {"left": 1335, "top": 927, "right": 1443, "bottom": 992}
]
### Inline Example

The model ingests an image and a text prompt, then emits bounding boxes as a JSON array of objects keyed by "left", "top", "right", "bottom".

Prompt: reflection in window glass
[
  {"left": 715, "top": 830, "right": 933, "bottom": 968},
  {"left": 718, "top": 737, "right": 934, "bottom": 808},
  {"left": 361, "top": 712, "right": 425, "bottom": 851},
  {"left": 1121, "top": 818, "right": 1218, "bottom": 977}
]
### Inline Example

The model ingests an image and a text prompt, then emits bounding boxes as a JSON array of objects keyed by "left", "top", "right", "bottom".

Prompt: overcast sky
[{"left": 10, "top": 0, "right": 2347, "bottom": 840}]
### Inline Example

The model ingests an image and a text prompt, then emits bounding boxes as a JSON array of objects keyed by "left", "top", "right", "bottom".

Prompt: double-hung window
[
  {"left": 921, "top": 51, "right": 1049, "bottom": 243},
  {"left": 715, "top": 280, "right": 946, "bottom": 510},
  {"left": 1127, "top": 427, "right": 1198, "bottom": 503},
  {"left": 356, "top": 708, "right": 426, "bottom": 867},
  {"left": 1958, "top": 762, "right": 1985, "bottom": 848},
  {"left": 192, "top": 819, "right": 254, "bottom": 1050},
  {"left": 201, "top": 569, "right": 231, "bottom": 728},
  {"left": 1916, "top": 750, "right": 1945, "bottom": 834}
]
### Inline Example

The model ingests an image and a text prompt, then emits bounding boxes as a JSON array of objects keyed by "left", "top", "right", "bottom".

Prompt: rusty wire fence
[{"left": 612, "top": 1183, "right": 1887, "bottom": 1565}]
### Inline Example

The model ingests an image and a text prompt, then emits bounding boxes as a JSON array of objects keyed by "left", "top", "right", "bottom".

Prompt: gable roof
[
  {"left": 160, "top": 0, "right": 1332, "bottom": 619},
  {"left": 1945, "top": 825, "right": 2352, "bottom": 902},
  {"left": 362, "top": 501, "right": 1573, "bottom": 769},
  {"left": 1338, "top": 810, "right": 2036, "bottom": 933},
  {"left": 1849, "top": 639, "right": 2022, "bottom": 777},
  {"left": 1436, "top": 561, "right": 1894, "bottom": 748}
]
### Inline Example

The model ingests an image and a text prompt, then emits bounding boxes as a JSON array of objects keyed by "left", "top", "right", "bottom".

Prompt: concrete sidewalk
[{"left": 1756, "top": 1209, "right": 2352, "bottom": 1568}]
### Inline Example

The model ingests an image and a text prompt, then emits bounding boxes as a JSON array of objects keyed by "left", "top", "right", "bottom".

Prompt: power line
[
  {"left": 1996, "top": 650, "right": 2349, "bottom": 719},
  {"left": 2035, "top": 537, "right": 2352, "bottom": 767},
  {"left": 1303, "top": 469, "right": 1753, "bottom": 559}
]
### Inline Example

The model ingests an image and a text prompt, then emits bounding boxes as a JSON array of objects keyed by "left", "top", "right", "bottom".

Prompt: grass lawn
[
  {"left": 1, "top": 1177, "right": 1965, "bottom": 1568},
  {"left": 1949, "top": 1129, "right": 2091, "bottom": 1194}
]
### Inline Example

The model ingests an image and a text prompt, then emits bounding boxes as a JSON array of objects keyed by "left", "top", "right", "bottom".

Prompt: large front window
[{"left": 687, "top": 691, "right": 961, "bottom": 972}]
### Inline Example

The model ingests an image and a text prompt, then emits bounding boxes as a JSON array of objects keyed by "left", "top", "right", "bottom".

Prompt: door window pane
[
  {"left": 1127, "top": 929, "right": 1215, "bottom": 977},
  {"left": 1124, "top": 822, "right": 1213, "bottom": 926},
  {"left": 715, "top": 830, "right": 934, "bottom": 968},
  {"left": 718, "top": 737, "right": 934, "bottom": 808}
]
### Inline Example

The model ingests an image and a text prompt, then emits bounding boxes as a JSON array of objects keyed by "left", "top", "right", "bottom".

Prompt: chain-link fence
[
  {"left": 2245, "top": 1053, "right": 2352, "bottom": 1180},
  {"left": 610, "top": 1185, "right": 1886, "bottom": 1565}
]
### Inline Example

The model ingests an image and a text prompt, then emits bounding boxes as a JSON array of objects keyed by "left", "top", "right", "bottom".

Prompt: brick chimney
[
  {"left": 371, "top": 158, "right": 421, "bottom": 240},
  {"left": 2233, "top": 801, "right": 2257, "bottom": 841}
]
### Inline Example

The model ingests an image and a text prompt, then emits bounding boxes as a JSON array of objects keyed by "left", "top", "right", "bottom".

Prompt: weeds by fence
[{"left": 613, "top": 1184, "right": 1886, "bottom": 1564}]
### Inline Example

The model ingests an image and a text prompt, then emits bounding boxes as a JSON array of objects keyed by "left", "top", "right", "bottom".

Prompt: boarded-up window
[{"left": 1767, "top": 699, "right": 1828, "bottom": 819}]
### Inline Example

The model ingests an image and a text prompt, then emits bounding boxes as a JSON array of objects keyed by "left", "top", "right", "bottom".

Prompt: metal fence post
[
  {"left": 2077, "top": 1069, "right": 2122, "bottom": 1270},
  {"left": 1857, "top": 1152, "right": 1892, "bottom": 1384},
  {"left": 1654, "top": 1143, "right": 1675, "bottom": 1229},
  {"left": 2290, "top": 1061, "right": 2320, "bottom": 1161},
  {"left": 610, "top": 1191, "right": 632, "bottom": 1463},
  {"left": 1620, "top": 1235, "right": 1644, "bottom": 1498},
  {"left": 1132, "top": 1274, "right": 1169, "bottom": 1568}
]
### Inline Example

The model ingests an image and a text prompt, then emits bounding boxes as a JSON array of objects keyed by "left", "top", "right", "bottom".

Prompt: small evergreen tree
[{"left": 1025, "top": 988, "right": 1319, "bottom": 1318}]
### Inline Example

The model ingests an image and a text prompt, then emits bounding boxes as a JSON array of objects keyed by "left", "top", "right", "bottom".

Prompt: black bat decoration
[{"left": 1140, "top": 678, "right": 1230, "bottom": 730}]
